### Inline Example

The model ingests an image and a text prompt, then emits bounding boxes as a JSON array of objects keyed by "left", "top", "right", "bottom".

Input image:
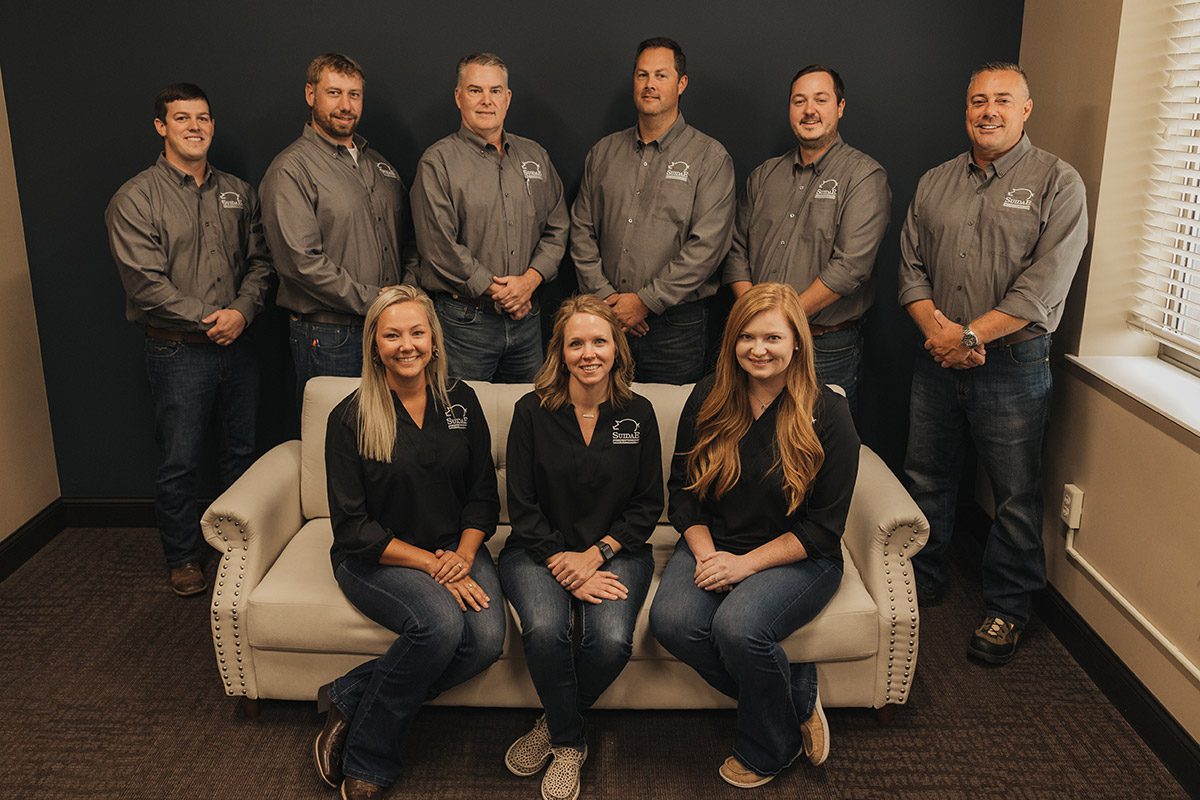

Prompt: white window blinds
[{"left": 1134, "top": 1, "right": 1200, "bottom": 357}]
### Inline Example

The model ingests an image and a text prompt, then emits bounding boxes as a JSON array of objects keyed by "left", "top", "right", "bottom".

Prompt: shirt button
[
  {"left": 789, "top": 213, "right": 795, "bottom": 218},
  {"left": 959, "top": 252, "right": 966, "bottom": 258},
  {"left": 623, "top": 248, "right": 629, "bottom": 253},
  {"left": 505, "top": 193, "right": 510, "bottom": 198},
  {"left": 205, "top": 221, "right": 210, "bottom": 227},
  {"left": 635, "top": 190, "right": 641, "bottom": 196},
  {"left": 510, "top": 250, "right": 515, "bottom": 255},
  {"left": 627, "top": 218, "right": 633, "bottom": 223},
  {"left": 779, "top": 240, "right": 786, "bottom": 246},
  {"left": 967, "top": 220, "right": 975, "bottom": 226},
  {"left": 209, "top": 249, "right": 215, "bottom": 254},
  {"left": 642, "top": 161, "right": 648, "bottom": 167}
]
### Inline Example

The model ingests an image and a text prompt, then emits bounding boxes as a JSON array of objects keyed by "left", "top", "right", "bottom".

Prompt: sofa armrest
[
  {"left": 200, "top": 440, "right": 304, "bottom": 699},
  {"left": 841, "top": 445, "right": 931, "bottom": 708}
]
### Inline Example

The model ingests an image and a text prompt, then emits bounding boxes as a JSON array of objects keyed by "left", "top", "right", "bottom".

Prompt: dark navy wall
[{"left": 0, "top": 1, "right": 1023, "bottom": 496}]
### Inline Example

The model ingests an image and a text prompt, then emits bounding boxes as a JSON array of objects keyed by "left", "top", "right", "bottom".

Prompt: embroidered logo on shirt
[
  {"left": 376, "top": 162, "right": 400, "bottom": 180},
  {"left": 219, "top": 191, "right": 245, "bottom": 210},
  {"left": 521, "top": 160, "right": 544, "bottom": 181},
  {"left": 1002, "top": 187, "right": 1034, "bottom": 210},
  {"left": 445, "top": 404, "right": 468, "bottom": 430},
  {"left": 814, "top": 179, "right": 839, "bottom": 200},
  {"left": 611, "top": 418, "right": 641, "bottom": 445},
  {"left": 665, "top": 161, "right": 691, "bottom": 183}
]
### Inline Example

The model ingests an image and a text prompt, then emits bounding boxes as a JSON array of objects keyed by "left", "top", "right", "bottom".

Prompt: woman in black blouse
[
  {"left": 499, "top": 294, "right": 663, "bottom": 800},
  {"left": 315, "top": 286, "right": 505, "bottom": 800},
  {"left": 649, "top": 282, "right": 859, "bottom": 790}
]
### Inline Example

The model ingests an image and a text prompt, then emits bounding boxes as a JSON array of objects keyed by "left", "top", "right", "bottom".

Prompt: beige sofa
[{"left": 202, "top": 377, "right": 928, "bottom": 720}]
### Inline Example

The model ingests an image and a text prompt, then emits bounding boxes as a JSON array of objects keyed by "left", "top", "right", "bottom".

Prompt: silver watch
[{"left": 961, "top": 325, "right": 980, "bottom": 349}]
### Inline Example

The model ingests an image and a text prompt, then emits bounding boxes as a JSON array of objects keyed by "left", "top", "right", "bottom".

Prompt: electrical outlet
[{"left": 1061, "top": 483, "right": 1084, "bottom": 528}]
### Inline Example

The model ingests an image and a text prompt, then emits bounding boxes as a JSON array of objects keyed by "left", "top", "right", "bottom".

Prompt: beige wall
[
  {"left": 0, "top": 67, "right": 60, "bottom": 540},
  {"left": 1021, "top": 0, "right": 1200, "bottom": 742}
]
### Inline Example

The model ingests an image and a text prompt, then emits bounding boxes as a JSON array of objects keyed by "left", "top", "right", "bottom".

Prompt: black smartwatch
[{"left": 595, "top": 541, "right": 615, "bottom": 565}]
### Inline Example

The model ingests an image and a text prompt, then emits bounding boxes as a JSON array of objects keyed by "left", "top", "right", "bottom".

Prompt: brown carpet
[{"left": 0, "top": 527, "right": 1187, "bottom": 799}]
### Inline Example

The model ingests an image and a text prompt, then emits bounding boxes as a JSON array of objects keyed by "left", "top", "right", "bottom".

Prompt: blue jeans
[
  {"left": 144, "top": 335, "right": 258, "bottom": 568},
  {"left": 498, "top": 547, "right": 654, "bottom": 748},
  {"left": 629, "top": 300, "right": 708, "bottom": 384},
  {"left": 434, "top": 295, "right": 542, "bottom": 383},
  {"left": 905, "top": 334, "right": 1053, "bottom": 626},
  {"left": 288, "top": 317, "right": 364, "bottom": 412},
  {"left": 329, "top": 552, "right": 506, "bottom": 787},
  {"left": 812, "top": 325, "right": 862, "bottom": 419},
  {"left": 649, "top": 540, "right": 842, "bottom": 775}
]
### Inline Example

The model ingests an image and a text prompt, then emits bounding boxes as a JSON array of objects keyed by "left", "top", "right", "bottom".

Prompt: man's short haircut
[
  {"left": 456, "top": 52, "right": 509, "bottom": 85},
  {"left": 154, "top": 83, "right": 209, "bottom": 122},
  {"left": 969, "top": 61, "right": 1030, "bottom": 97},
  {"left": 306, "top": 53, "right": 365, "bottom": 86},
  {"left": 635, "top": 37, "right": 686, "bottom": 78},
  {"left": 789, "top": 65, "right": 845, "bottom": 104}
]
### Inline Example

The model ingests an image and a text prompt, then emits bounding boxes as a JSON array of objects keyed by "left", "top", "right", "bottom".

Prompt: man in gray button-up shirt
[
  {"left": 106, "top": 83, "right": 272, "bottom": 597},
  {"left": 724, "top": 65, "right": 890, "bottom": 414},
  {"left": 898, "top": 63, "right": 1088, "bottom": 665},
  {"left": 412, "top": 53, "right": 568, "bottom": 382},
  {"left": 260, "top": 53, "right": 418, "bottom": 404},
  {"left": 571, "top": 37, "right": 735, "bottom": 384}
]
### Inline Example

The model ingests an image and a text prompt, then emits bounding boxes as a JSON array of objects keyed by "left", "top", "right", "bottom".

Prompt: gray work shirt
[
  {"left": 722, "top": 137, "right": 891, "bottom": 327},
  {"left": 260, "top": 125, "right": 417, "bottom": 316},
  {"left": 106, "top": 154, "right": 272, "bottom": 332},
  {"left": 897, "top": 134, "right": 1088, "bottom": 334},
  {"left": 411, "top": 127, "right": 568, "bottom": 298},
  {"left": 570, "top": 113, "right": 735, "bottom": 315}
]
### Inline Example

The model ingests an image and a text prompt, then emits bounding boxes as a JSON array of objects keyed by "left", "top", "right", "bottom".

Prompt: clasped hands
[
  {"left": 605, "top": 293, "right": 650, "bottom": 337},
  {"left": 201, "top": 308, "right": 246, "bottom": 346},
  {"left": 548, "top": 549, "right": 629, "bottom": 605},
  {"left": 488, "top": 271, "right": 540, "bottom": 320},
  {"left": 427, "top": 548, "right": 491, "bottom": 612},
  {"left": 924, "top": 308, "right": 986, "bottom": 370},
  {"left": 693, "top": 550, "right": 755, "bottom": 592}
]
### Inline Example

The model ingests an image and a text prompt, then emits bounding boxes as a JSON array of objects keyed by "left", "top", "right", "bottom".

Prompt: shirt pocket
[{"left": 651, "top": 177, "right": 696, "bottom": 229}]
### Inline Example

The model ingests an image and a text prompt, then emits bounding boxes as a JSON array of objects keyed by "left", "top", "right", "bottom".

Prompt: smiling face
[
  {"left": 735, "top": 307, "right": 797, "bottom": 390},
  {"left": 789, "top": 70, "right": 844, "bottom": 156},
  {"left": 563, "top": 312, "right": 616, "bottom": 392},
  {"left": 965, "top": 69, "right": 1032, "bottom": 166},
  {"left": 374, "top": 301, "right": 433, "bottom": 389},
  {"left": 455, "top": 63, "right": 511, "bottom": 143},
  {"left": 306, "top": 68, "right": 363, "bottom": 146},
  {"left": 154, "top": 99, "right": 212, "bottom": 168},
  {"left": 633, "top": 47, "right": 687, "bottom": 121}
]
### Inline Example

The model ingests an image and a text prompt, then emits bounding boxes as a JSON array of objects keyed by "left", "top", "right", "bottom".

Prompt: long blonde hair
[
  {"left": 686, "top": 283, "right": 824, "bottom": 513},
  {"left": 533, "top": 294, "right": 635, "bottom": 411},
  {"left": 356, "top": 286, "right": 451, "bottom": 462}
]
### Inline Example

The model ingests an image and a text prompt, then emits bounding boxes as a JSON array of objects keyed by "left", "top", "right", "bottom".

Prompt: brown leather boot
[
  {"left": 313, "top": 704, "right": 350, "bottom": 788},
  {"left": 340, "top": 777, "right": 384, "bottom": 799},
  {"left": 168, "top": 562, "right": 206, "bottom": 597}
]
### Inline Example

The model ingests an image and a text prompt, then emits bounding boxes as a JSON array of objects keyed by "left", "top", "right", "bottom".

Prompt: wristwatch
[
  {"left": 595, "top": 541, "right": 615, "bottom": 565},
  {"left": 960, "top": 325, "right": 980, "bottom": 349}
]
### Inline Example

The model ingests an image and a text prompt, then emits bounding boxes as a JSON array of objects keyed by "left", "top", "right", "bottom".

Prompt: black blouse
[
  {"left": 668, "top": 375, "right": 859, "bottom": 562},
  {"left": 504, "top": 390, "right": 664, "bottom": 563},
  {"left": 325, "top": 381, "right": 499, "bottom": 570}
]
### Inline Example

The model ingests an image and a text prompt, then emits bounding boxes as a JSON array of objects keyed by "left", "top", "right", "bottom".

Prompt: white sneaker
[
  {"left": 541, "top": 744, "right": 587, "bottom": 800},
  {"left": 505, "top": 714, "right": 552, "bottom": 777}
]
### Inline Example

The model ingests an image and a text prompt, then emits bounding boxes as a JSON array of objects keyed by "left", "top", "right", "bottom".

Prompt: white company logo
[
  {"left": 611, "top": 418, "right": 641, "bottom": 445},
  {"left": 1003, "top": 187, "right": 1034, "bottom": 210},
  {"left": 521, "top": 160, "right": 544, "bottom": 181},
  {"left": 445, "top": 404, "right": 468, "bottom": 430},
  {"left": 814, "top": 179, "right": 839, "bottom": 200},
  {"left": 376, "top": 162, "right": 400, "bottom": 180},
  {"left": 218, "top": 191, "right": 245, "bottom": 210},
  {"left": 665, "top": 160, "right": 690, "bottom": 183}
]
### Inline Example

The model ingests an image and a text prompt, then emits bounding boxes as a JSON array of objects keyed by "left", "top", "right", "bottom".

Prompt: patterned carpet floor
[{"left": 0, "top": 527, "right": 1187, "bottom": 799}]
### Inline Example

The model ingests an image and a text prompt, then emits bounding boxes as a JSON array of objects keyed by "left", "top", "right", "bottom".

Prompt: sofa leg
[
  {"left": 238, "top": 696, "right": 261, "bottom": 719},
  {"left": 874, "top": 704, "right": 895, "bottom": 726}
]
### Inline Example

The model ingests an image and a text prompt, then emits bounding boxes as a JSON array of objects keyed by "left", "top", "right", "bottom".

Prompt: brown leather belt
[
  {"left": 294, "top": 311, "right": 365, "bottom": 326},
  {"left": 809, "top": 319, "right": 858, "bottom": 337},
  {"left": 437, "top": 292, "right": 503, "bottom": 315},
  {"left": 146, "top": 326, "right": 213, "bottom": 345},
  {"left": 998, "top": 329, "right": 1044, "bottom": 346}
]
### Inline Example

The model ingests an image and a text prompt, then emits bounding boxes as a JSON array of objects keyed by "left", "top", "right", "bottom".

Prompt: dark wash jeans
[
  {"left": 287, "top": 316, "right": 363, "bottom": 413},
  {"left": 649, "top": 539, "right": 842, "bottom": 775},
  {"left": 434, "top": 295, "right": 542, "bottom": 383},
  {"left": 628, "top": 299, "right": 708, "bottom": 385},
  {"left": 329, "top": 553, "right": 506, "bottom": 787},
  {"left": 498, "top": 547, "right": 654, "bottom": 748},
  {"left": 143, "top": 334, "right": 258, "bottom": 568},
  {"left": 905, "top": 334, "right": 1053, "bottom": 627},
  {"left": 812, "top": 325, "right": 863, "bottom": 420}
]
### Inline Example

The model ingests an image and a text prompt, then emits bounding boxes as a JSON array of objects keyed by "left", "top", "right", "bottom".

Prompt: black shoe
[
  {"left": 314, "top": 691, "right": 350, "bottom": 789},
  {"left": 967, "top": 616, "right": 1021, "bottom": 665}
]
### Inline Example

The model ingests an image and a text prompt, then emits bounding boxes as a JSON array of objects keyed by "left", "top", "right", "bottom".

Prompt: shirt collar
[
  {"left": 968, "top": 132, "right": 1031, "bottom": 178},
  {"left": 636, "top": 112, "right": 687, "bottom": 151},
  {"left": 155, "top": 153, "right": 212, "bottom": 187},
  {"left": 792, "top": 135, "right": 844, "bottom": 175},
  {"left": 302, "top": 123, "right": 369, "bottom": 158},
  {"left": 456, "top": 125, "right": 509, "bottom": 155}
]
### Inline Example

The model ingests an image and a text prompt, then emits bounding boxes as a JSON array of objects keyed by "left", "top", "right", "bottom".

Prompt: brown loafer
[
  {"left": 168, "top": 562, "right": 206, "bottom": 597},
  {"left": 314, "top": 703, "right": 351, "bottom": 788},
  {"left": 341, "top": 777, "right": 384, "bottom": 799},
  {"left": 718, "top": 756, "right": 774, "bottom": 789}
]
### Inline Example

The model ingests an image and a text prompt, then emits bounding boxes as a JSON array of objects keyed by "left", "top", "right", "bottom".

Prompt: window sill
[{"left": 1065, "top": 354, "right": 1200, "bottom": 439}]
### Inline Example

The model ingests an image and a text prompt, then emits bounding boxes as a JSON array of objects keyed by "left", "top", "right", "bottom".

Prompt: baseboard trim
[
  {"left": 61, "top": 497, "right": 157, "bottom": 528},
  {"left": 0, "top": 501, "right": 64, "bottom": 582},
  {"left": 959, "top": 502, "right": 1199, "bottom": 796}
]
